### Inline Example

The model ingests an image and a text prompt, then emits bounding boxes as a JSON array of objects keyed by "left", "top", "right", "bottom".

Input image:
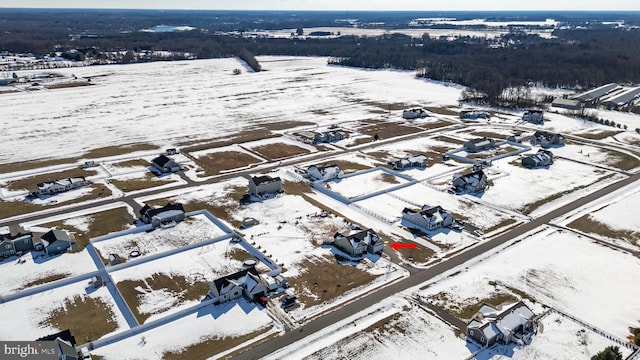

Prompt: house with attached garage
[
  {"left": 307, "top": 164, "right": 344, "bottom": 182},
  {"left": 139, "top": 203, "right": 185, "bottom": 228},
  {"left": 35, "top": 177, "right": 87, "bottom": 196},
  {"left": 393, "top": 154, "right": 427, "bottom": 170},
  {"left": 332, "top": 227, "right": 383, "bottom": 259},
  {"left": 451, "top": 169, "right": 488, "bottom": 194},
  {"left": 402, "top": 108, "right": 429, "bottom": 119},
  {"left": 248, "top": 175, "right": 282, "bottom": 197},
  {"left": 522, "top": 110, "right": 544, "bottom": 124},
  {"left": 41, "top": 229, "right": 75, "bottom": 256},
  {"left": 208, "top": 266, "right": 270, "bottom": 304},
  {"left": 521, "top": 149, "right": 554, "bottom": 168},
  {"left": 151, "top": 155, "right": 181, "bottom": 174},
  {"left": 401, "top": 205, "right": 453, "bottom": 232},
  {"left": 313, "top": 131, "right": 346, "bottom": 144},
  {"left": 36, "top": 328, "right": 79, "bottom": 360},
  {"left": 0, "top": 225, "right": 34, "bottom": 257},
  {"left": 466, "top": 301, "right": 535, "bottom": 347},
  {"left": 530, "top": 131, "right": 565, "bottom": 148},
  {"left": 463, "top": 138, "right": 496, "bottom": 153}
]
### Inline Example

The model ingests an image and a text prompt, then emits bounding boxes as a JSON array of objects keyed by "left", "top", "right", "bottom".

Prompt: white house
[
  {"left": 394, "top": 154, "right": 427, "bottom": 170},
  {"left": 402, "top": 205, "right": 454, "bottom": 232},
  {"left": 307, "top": 164, "right": 344, "bottom": 181},
  {"left": 333, "top": 227, "right": 384, "bottom": 258},
  {"left": 208, "top": 267, "right": 270, "bottom": 304},
  {"left": 402, "top": 108, "right": 429, "bottom": 119},
  {"left": 35, "top": 177, "right": 86, "bottom": 196}
]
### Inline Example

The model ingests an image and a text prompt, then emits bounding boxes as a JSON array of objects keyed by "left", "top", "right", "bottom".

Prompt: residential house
[
  {"left": 401, "top": 205, "right": 453, "bottom": 232},
  {"left": 307, "top": 164, "right": 344, "bottom": 181},
  {"left": 139, "top": 203, "right": 185, "bottom": 228},
  {"left": 459, "top": 110, "right": 490, "bottom": 120},
  {"left": 333, "top": 227, "right": 383, "bottom": 258},
  {"left": 41, "top": 229, "right": 75, "bottom": 256},
  {"left": 35, "top": 177, "right": 86, "bottom": 196},
  {"left": 466, "top": 301, "right": 535, "bottom": 347},
  {"left": 313, "top": 131, "right": 346, "bottom": 144},
  {"left": 208, "top": 266, "right": 269, "bottom": 304},
  {"left": 36, "top": 329, "right": 78, "bottom": 360},
  {"left": 463, "top": 138, "right": 496, "bottom": 153},
  {"left": 402, "top": 108, "right": 429, "bottom": 119},
  {"left": 522, "top": 150, "right": 554, "bottom": 168},
  {"left": 393, "top": 154, "right": 427, "bottom": 170},
  {"left": 506, "top": 134, "right": 528, "bottom": 144},
  {"left": 150, "top": 155, "right": 181, "bottom": 174},
  {"left": 522, "top": 110, "right": 544, "bottom": 124},
  {"left": 0, "top": 225, "right": 33, "bottom": 257},
  {"left": 249, "top": 175, "right": 282, "bottom": 197},
  {"left": 452, "top": 169, "right": 488, "bottom": 194},
  {"left": 530, "top": 131, "right": 565, "bottom": 148}
]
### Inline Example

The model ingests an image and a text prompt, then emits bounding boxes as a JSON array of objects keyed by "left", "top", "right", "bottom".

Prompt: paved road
[{"left": 234, "top": 172, "right": 639, "bottom": 360}]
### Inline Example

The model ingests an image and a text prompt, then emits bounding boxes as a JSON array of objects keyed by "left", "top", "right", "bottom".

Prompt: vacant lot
[
  {"left": 568, "top": 215, "right": 640, "bottom": 245},
  {"left": 357, "top": 120, "right": 423, "bottom": 141},
  {"left": 39, "top": 207, "right": 134, "bottom": 251},
  {"left": 288, "top": 255, "right": 377, "bottom": 307},
  {"left": 117, "top": 273, "right": 210, "bottom": 324},
  {"left": 251, "top": 143, "right": 310, "bottom": 161},
  {"left": 163, "top": 328, "right": 276, "bottom": 360},
  {"left": 195, "top": 151, "right": 262, "bottom": 177},
  {"left": 110, "top": 173, "right": 175, "bottom": 193},
  {"left": 40, "top": 295, "right": 118, "bottom": 343}
]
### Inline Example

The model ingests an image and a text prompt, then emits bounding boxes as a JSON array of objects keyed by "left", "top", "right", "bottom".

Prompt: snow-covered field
[
  {"left": 92, "top": 299, "right": 276, "bottom": 360},
  {"left": 2, "top": 56, "right": 463, "bottom": 164},
  {"left": 0, "top": 248, "right": 96, "bottom": 297},
  {"left": 328, "top": 169, "right": 410, "bottom": 199},
  {"left": 0, "top": 278, "right": 129, "bottom": 341},
  {"left": 421, "top": 227, "right": 640, "bottom": 340},
  {"left": 93, "top": 214, "right": 228, "bottom": 261}
]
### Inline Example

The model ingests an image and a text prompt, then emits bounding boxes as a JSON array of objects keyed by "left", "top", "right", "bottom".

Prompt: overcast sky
[{"left": 2, "top": 0, "right": 639, "bottom": 11}]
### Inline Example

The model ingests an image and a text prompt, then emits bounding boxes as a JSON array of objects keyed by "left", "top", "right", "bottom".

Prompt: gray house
[
  {"left": 466, "top": 301, "right": 535, "bottom": 347},
  {"left": 313, "top": 131, "right": 346, "bottom": 144},
  {"left": 35, "top": 177, "right": 86, "bottom": 196},
  {"left": 139, "top": 203, "right": 185, "bottom": 228},
  {"left": 460, "top": 110, "right": 490, "bottom": 120},
  {"left": 452, "top": 169, "right": 488, "bottom": 194},
  {"left": 0, "top": 226, "right": 33, "bottom": 257},
  {"left": 394, "top": 154, "right": 427, "bottom": 170},
  {"left": 522, "top": 150, "right": 554, "bottom": 168},
  {"left": 151, "top": 155, "right": 181, "bottom": 174},
  {"left": 401, "top": 205, "right": 453, "bottom": 232},
  {"left": 249, "top": 175, "right": 282, "bottom": 197},
  {"left": 208, "top": 267, "right": 269, "bottom": 304},
  {"left": 41, "top": 229, "right": 75, "bottom": 256},
  {"left": 522, "top": 110, "right": 544, "bottom": 124},
  {"left": 530, "top": 131, "right": 565, "bottom": 148},
  {"left": 463, "top": 138, "right": 496, "bottom": 153},
  {"left": 333, "top": 227, "right": 383, "bottom": 258}
]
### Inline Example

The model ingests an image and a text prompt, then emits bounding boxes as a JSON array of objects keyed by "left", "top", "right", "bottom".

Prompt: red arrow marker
[{"left": 391, "top": 242, "right": 417, "bottom": 251}]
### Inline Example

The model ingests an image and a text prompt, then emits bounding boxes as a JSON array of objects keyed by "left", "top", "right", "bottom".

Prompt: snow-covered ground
[
  {"left": 328, "top": 169, "right": 410, "bottom": 199},
  {"left": 1, "top": 56, "right": 463, "bottom": 164},
  {"left": 0, "top": 248, "right": 96, "bottom": 297},
  {"left": 0, "top": 278, "right": 129, "bottom": 341},
  {"left": 421, "top": 227, "right": 640, "bottom": 340},
  {"left": 93, "top": 214, "right": 228, "bottom": 261},
  {"left": 92, "top": 298, "right": 276, "bottom": 360}
]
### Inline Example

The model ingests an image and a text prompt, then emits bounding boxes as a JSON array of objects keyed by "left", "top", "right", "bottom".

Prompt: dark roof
[
  {"left": 572, "top": 83, "right": 620, "bottom": 101},
  {"left": 152, "top": 155, "right": 172, "bottom": 168},
  {"left": 37, "top": 329, "right": 76, "bottom": 346},
  {"left": 533, "top": 131, "right": 561, "bottom": 141},
  {"left": 41, "top": 229, "right": 72, "bottom": 244},
  {"left": 252, "top": 175, "right": 281, "bottom": 186},
  {"left": 421, "top": 205, "right": 447, "bottom": 217},
  {"left": 212, "top": 266, "right": 259, "bottom": 293},
  {"left": 141, "top": 203, "right": 185, "bottom": 219}
]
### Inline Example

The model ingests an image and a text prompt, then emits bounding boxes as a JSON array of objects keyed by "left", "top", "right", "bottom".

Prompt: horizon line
[{"left": 1, "top": 7, "right": 640, "bottom": 12}]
